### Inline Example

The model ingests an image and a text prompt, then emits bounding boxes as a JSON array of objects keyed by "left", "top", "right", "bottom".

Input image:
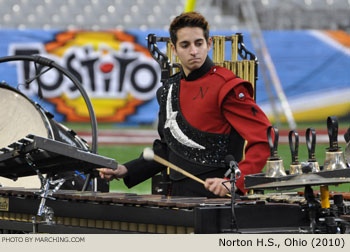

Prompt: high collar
[{"left": 183, "top": 56, "right": 215, "bottom": 81}]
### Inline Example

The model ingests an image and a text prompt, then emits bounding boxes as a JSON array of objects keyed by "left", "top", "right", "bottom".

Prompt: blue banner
[{"left": 0, "top": 29, "right": 349, "bottom": 124}]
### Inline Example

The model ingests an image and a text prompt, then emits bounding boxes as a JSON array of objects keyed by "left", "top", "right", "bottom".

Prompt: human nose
[{"left": 189, "top": 44, "right": 198, "bottom": 55}]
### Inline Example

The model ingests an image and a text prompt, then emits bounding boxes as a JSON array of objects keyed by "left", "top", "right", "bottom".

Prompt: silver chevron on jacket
[{"left": 164, "top": 84, "right": 205, "bottom": 150}]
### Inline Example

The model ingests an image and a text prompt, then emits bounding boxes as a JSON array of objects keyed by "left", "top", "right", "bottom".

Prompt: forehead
[{"left": 176, "top": 27, "right": 206, "bottom": 43}]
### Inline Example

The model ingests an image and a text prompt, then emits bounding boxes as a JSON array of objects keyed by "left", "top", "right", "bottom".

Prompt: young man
[{"left": 99, "top": 12, "right": 271, "bottom": 197}]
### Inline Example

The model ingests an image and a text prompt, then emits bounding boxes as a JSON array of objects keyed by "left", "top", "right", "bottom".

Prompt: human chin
[
  {"left": 186, "top": 61, "right": 200, "bottom": 69},
  {"left": 188, "top": 59, "right": 203, "bottom": 68}
]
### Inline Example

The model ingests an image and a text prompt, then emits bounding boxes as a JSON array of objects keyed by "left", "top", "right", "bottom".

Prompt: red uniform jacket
[{"left": 179, "top": 65, "right": 271, "bottom": 193}]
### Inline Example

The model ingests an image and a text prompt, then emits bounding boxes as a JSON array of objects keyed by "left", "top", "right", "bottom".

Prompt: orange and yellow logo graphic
[{"left": 9, "top": 30, "right": 161, "bottom": 122}]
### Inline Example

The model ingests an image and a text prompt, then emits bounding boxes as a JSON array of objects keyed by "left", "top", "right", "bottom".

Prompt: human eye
[
  {"left": 195, "top": 40, "right": 203, "bottom": 47},
  {"left": 180, "top": 42, "right": 189, "bottom": 48}
]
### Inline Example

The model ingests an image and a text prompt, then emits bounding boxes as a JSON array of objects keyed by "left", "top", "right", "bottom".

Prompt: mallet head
[{"left": 143, "top": 147, "right": 155, "bottom": 161}]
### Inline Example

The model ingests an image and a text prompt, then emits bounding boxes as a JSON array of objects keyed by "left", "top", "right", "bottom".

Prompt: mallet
[{"left": 143, "top": 147, "right": 231, "bottom": 197}]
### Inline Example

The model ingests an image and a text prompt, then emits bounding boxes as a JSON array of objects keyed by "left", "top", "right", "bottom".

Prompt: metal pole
[
  {"left": 240, "top": 0, "right": 296, "bottom": 130},
  {"left": 184, "top": 0, "right": 197, "bottom": 12}
]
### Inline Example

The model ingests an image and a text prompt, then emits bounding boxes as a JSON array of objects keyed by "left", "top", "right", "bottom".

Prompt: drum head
[{"left": 0, "top": 85, "right": 49, "bottom": 149}]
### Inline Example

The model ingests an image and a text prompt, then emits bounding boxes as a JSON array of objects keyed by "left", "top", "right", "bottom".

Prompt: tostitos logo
[{"left": 8, "top": 30, "right": 161, "bottom": 122}]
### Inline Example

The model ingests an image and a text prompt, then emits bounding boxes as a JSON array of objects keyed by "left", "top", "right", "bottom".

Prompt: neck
[
  {"left": 184, "top": 56, "right": 214, "bottom": 81},
  {"left": 183, "top": 68, "right": 191, "bottom": 77}
]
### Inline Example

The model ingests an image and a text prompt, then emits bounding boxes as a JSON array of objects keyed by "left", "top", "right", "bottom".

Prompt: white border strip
[{"left": 309, "top": 30, "right": 350, "bottom": 56}]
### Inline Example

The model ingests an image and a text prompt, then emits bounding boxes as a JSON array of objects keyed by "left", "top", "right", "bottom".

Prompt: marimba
[{"left": 0, "top": 188, "right": 321, "bottom": 234}]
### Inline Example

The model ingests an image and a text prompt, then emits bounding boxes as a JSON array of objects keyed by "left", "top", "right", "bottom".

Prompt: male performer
[{"left": 99, "top": 12, "right": 272, "bottom": 197}]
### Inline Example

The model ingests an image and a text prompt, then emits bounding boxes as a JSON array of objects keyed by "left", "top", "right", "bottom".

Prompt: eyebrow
[{"left": 178, "top": 38, "right": 204, "bottom": 45}]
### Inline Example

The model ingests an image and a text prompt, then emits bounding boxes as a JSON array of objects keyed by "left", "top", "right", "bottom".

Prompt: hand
[
  {"left": 99, "top": 164, "right": 128, "bottom": 181},
  {"left": 204, "top": 178, "right": 231, "bottom": 197}
]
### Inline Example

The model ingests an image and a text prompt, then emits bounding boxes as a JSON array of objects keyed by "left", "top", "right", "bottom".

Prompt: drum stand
[
  {"left": 222, "top": 158, "right": 241, "bottom": 233},
  {"left": 303, "top": 185, "right": 343, "bottom": 234},
  {"left": 24, "top": 155, "right": 66, "bottom": 233},
  {"left": 303, "top": 185, "right": 321, "bottom": 233}
]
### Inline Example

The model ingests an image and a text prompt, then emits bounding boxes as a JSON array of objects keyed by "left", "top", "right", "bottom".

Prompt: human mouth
[{"left": 189, "top": 58, "right": 201, "bottom": 63}]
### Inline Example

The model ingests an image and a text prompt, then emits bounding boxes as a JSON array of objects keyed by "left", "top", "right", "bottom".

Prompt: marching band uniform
[{"left": 123, "top": 57, "right": 271, "bottom": 197}]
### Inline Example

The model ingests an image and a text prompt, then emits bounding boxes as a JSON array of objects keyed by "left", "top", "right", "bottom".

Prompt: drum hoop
[{"left": 37, "top": 104, "right": 55, "bottom": 140}]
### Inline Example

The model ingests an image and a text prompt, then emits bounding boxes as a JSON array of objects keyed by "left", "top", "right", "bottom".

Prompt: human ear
[
  {"left": 171, "top": 43, "right": 177, "bottom": 57},
  {"left": 207, "top": 37, "right": 212, "bottom": 51}
]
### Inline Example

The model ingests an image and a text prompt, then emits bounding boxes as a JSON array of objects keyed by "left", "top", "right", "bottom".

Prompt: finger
[
  {"left": 219, "top": 185, "right": 228, "bottom": 197},
  {"left": 205, "top": 178, "right": 215, "bottom": 188},
  {"left": 208, "top": 182, "right": 218, "bottom": 193},
  {"left": 213, "top": 184, "right": 222, "bottom": 195},
  {"left": 204, "top": 180, "right": 211, "bottom": 190},
  {"left": 101, "top": 168, "right": 115, "bottom": 175}
]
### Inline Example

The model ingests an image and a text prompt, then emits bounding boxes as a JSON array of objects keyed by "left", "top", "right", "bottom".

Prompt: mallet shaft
[{"left": 152, "top": 153, "right": 231, "bottom": 198}]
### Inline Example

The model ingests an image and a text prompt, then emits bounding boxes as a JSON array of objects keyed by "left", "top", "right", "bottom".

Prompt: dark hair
[{"left": 169, "top": 12, "right": 209, "bottom": 46}]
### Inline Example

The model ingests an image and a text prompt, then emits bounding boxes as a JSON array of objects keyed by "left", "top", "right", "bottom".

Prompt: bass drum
[{"left": 0, "top": 83, "right": 91, "bottom": 190}]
